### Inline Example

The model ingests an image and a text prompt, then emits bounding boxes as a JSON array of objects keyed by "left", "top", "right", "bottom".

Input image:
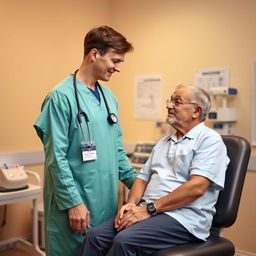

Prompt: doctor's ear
[{"left": 91, "top": 49, "right": 99, "bottom": 62}]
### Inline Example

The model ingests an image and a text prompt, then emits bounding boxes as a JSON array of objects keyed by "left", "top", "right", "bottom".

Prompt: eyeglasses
[{"left": 166, "top": 98, "right": 198, "bottom": 108}]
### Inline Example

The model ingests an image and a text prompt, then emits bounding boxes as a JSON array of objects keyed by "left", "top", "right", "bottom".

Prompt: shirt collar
[{"left": 167, "top": 122, "right": 206, "bottom": 142}]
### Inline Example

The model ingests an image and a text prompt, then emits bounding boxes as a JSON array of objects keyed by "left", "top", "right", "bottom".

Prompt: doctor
[{"left": 34, "top": 26, "right": 136, "bottom": 256}]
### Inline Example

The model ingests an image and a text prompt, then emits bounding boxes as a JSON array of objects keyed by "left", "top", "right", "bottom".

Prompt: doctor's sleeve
[
  {"left": 117, "top": 124, "right": 137, "bottom": 188},
  {"left": 34, "top": 93, "right": 83, "bottom": 210}
]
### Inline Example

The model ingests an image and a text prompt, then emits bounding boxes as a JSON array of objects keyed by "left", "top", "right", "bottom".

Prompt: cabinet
[{"left": 124, "top": 142, "right": 155, "bottom": 201}]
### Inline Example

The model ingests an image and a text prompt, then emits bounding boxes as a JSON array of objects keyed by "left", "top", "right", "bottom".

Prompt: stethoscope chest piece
[{"left": 108, "top": 113, "right": 118, "bottom": 124}]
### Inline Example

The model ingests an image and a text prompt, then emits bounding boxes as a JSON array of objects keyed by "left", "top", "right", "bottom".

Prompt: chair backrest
[{"left": 212, "top": 135, "right": 251, "bottom": 229}]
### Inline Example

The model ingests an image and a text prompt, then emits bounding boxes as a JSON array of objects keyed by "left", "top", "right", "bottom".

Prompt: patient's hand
[
  {"left": 115, "top": 204, "right": 151, "bottom": 231},
  {"left": 114, "top": 202, "right": 135, "bottom": 229}
]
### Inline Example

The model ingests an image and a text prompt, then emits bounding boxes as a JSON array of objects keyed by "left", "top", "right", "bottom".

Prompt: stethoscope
[{"left": 73, "top": 69, "right": 118, "bottom": 144}]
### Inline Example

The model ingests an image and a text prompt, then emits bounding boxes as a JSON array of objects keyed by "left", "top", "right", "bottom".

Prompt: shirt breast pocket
[{"left": 168, "top": 149, "right": 194, "bottom": 177}]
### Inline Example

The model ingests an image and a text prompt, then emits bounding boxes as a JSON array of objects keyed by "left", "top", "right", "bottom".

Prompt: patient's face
[{"left": 166, "top": 87, "right": 197, "bottom": 127}]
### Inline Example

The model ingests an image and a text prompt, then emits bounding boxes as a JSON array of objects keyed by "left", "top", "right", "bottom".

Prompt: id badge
[{"left": 81, "top": 142, "right": 97, "bottom": 162}]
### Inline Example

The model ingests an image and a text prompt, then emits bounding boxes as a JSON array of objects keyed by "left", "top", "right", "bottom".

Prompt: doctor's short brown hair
[{"left": 83, "top": 26, "right": 133, "bottom": 57}]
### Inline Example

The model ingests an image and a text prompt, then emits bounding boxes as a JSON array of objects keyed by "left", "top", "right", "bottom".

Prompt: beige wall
[
  {"left": 0, "top": 0, "right": 111, "bottom": 243},
  {"left": 0, "top": 0, "right": 111, "bottom": 153},
  {"left": 109, "top": 0, "right": 256, "bottom": 147},
  {"left": 0, "top": 0, "right": 256, "bottom": 254}
]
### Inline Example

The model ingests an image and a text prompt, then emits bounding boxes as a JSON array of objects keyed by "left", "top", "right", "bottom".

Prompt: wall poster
[{"left": 134, "top": 74, "right": 162, "bottom": 120}]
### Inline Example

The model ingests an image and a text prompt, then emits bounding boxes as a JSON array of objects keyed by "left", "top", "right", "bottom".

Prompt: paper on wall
[{"left": 134, "top": 75, "right": 162, "bottom": 120}]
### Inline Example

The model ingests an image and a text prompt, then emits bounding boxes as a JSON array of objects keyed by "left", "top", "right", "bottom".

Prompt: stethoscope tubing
[{"left": 73, "top": 69, "right": 118, "bottom": 144}]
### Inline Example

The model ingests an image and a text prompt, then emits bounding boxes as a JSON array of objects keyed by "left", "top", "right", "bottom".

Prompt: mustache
[{"left": 168, "top": 109, "right": 175, "bottom": 115}]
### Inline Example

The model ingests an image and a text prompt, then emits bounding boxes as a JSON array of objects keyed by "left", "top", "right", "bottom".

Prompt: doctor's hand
[
  {"left": 115, "top": 205, "right": 151, "bottom": 231},
  {"left": 68, "top": 203, "right": 90, "bottom": 235}
]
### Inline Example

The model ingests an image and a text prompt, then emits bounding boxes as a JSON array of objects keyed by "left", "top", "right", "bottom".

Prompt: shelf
[{"left": 0, "top": 184, "right": 41, "bottom": 205}]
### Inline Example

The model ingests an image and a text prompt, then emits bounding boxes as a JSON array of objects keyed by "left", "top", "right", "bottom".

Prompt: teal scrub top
[{"left": 34, "top": 75, "right": 137, "bottom": 256}]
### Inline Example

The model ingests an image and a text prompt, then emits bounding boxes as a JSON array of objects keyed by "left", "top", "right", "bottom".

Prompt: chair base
[{"left": 152, "top": 236, "right": 235, "bottom": 256}]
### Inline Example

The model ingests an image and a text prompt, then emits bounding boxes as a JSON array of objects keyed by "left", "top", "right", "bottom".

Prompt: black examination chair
[{"left": 153, "top": 135, "right": 251, "bottom": 256}]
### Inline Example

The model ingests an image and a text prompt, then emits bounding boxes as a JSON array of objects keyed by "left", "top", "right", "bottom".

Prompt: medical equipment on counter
[
  {"left": 125, "top": 142, "right": 155, "bottom": 201},
  {"left": 207, "top": 87, "right": 237, "bottom": 135},
  {"left": 0, "top": 170, "right": 45, "bottom": 256},
  {"left": 129, "top": 142, "right": 155, "bottom": 171},
  {"left": 0, "top": 164, "right": 28, "bottom": 192}
]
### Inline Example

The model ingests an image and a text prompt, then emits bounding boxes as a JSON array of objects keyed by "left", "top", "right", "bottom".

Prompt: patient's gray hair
[{"left": 176, "top": 84, "right": 211, "bottom": 121}]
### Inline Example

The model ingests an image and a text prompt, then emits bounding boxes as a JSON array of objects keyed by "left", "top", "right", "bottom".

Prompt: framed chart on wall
[{"left": 252, "top": 61, "right": 256, "bottom": 145}]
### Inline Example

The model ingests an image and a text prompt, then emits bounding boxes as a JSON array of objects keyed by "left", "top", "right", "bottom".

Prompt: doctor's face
[{"left": 94, "top": 48, "right": 125, "bottom": 82}]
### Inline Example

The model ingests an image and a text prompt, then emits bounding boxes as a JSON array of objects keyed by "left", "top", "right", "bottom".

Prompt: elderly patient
[{"left": 79, "top": 84, "right": 230, "bottom": 256}]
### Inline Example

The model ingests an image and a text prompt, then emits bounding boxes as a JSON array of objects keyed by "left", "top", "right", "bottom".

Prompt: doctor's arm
[
  {"left": 116, "top": 124, "right": 137, "bottom": 187},
  {"left": 35, "top": 93, "right": 90, "bottom": 234}
]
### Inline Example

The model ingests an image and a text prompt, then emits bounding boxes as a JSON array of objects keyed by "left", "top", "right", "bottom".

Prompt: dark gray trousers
[{"left": 80, "top": 213, "right": 202, "bottom": 256}]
